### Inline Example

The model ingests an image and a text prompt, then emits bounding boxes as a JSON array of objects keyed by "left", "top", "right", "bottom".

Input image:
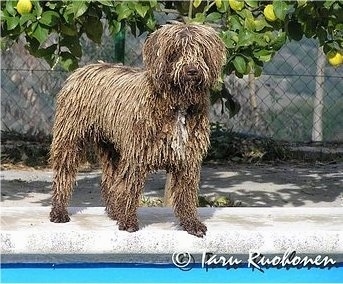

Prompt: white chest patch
[{"left": 171, "top": 110, "right": 188, "bottom": 159}]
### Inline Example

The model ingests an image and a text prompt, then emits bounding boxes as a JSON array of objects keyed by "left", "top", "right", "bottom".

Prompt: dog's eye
[{"left": 167, "top": 53, "right": 177, "bottom": 62}]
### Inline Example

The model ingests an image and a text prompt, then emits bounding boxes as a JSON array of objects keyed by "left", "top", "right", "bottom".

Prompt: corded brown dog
[{"left": 50, "top": 23, "right": 226, "bottom": 237}]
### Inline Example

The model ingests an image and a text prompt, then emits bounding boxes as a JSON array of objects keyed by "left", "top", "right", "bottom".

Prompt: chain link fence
[
  {"left": 1, "top": 20, "right": 343, "bottom": 143},
  {"left": 217, "top": 40, "right": 343, "bottom": 143}
]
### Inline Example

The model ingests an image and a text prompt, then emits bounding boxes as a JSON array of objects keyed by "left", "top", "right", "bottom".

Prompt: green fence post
[{"left": 114, "top": 27, "right": 125, "bottom": 64}]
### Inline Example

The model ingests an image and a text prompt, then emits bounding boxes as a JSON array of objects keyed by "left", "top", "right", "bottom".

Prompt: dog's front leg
[
  {"left": 106, "top": 164, "right": 147, "bottom": 233},
  {"left": 171, "top": 163, "right": 207, "bottom": 237}
]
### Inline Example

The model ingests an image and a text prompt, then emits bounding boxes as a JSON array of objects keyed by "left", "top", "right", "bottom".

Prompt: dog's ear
[
  {"left": 142, "top": 29, "right": 160, "bottom": 70},
  {"left": 197, "top": 27, "right": 227, "bottom": 82},
  {"left": 143, "top": 24, "right": 179, "bottom": 70}
]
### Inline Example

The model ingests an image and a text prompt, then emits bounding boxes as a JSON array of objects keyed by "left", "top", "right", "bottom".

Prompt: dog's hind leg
[
  {"left": 97, "top": 141, "right": 120, "bottom": 216},
  {"left": 106, "top": 162, "right": 147, "bottom": 232},
  {"left": 50, "top": 139, "right": 83, "bottom": 223},
  {"left": 171, "top": 164, "right": 207, "bottom": 237}
]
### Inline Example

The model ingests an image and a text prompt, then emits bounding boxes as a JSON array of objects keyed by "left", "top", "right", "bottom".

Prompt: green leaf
[
  {"left": 237, "top": 8, "right": 254, "bottom": 20},
  {"left": 206, "top": 12, "right": 222, "bottom": 22},
  {"left": 108, "top": 20, "right": 121, "bottom": 35},
  {"left": 63, "top": 4, "right": 75, "bottom": 22},
  {"left": 116, "top": 3, "right": 133, "bottom": 21},
  {"left": 245, "top": 0, "right": 258, "bottom": 8},
  {"left": 237, "top": 30, "right": 253, "bottom": 47},
  {"left": 6, "top": 0, "right": 16, "bottom": 16},
  {"left": 216, "top": 0, "right": 228, "bottom": 13},
  {"left": 323, "top": 0, "right": 335, "bottom": 9},
  {"left": 332, "top": 2, "right": 343, "bottom": 19},
  {"left": 61, "top": 36, "right": 82, "bottom": 58},
  {"left": 223, "top": 95, "right": 241, "bottom": 118},
  {"left": 210, "top": 89, "right": 223, "bottom": 105},
  {"left": 134, "top": 3, "right": 149, "bottom": 18},
  {"left": 334, "top": 23, "right": 343, "bottom": 36},
  {"left": 32, "top": 23, "right": 49, "bottom": 44},
  {"left": 31, "top": 44, "right": 57, "bottom": 62},
  {"left": 244, "top": 18, "right": 255, "bottom": 31},
  {"left": 19, "top": 13, "right": 36, "bottom": 26},
  {"left": 254, "top": 18, "right": 271, "bottom": 32},
  {"left": 128, "top": 21, "right": 137, "bottom": 37},
  {"left": 323, "top": 42, "right": 340, "bottom": 54},
  {"left": 25, "top": 35, "right": 39, "bottom": 54},
  {"left": 98, "top": 0, "right": 114, "bottom": 7},
  {"left": 287, "top": 21, "right": 303, "bottom": 41},
  {"left": 146, "top": 17, "right": 156, "bottom": 30},
  {"left": 233, "top": 55, "right": 247, "bottom": 74},
  {"left": 39, "top": 11, "right": 60, "bottom": 27},
  {"left": 228, "top": 15, "right": 243, "bottom": 31},
  {"left": 317, "top": 27, "right": 327, "bottom": 46},
  {"left": 61, "top": 24, "right": 78, "bottom": 36},
  {"left": 303, "top": 19, "right": 317, "bottom": 38},
  {"left": 221, "top": 31, "right": 238, "bottom": 48},
  {"left": 84, "top": 17, "right": 103, "bottom": 44},
  {"left": 32, "top": 1, "right": 43, "bottom": 17},
  {"left": 149, "top": 0, "right": 158, "bottom": 8},
  {"left": 254, "top": 64, "right": 263, "bottom": 77},
  {"left": 253, "top": 49, "right": 271, "bottom": 57},
  {"left": 272, "top": 0, "right": 289, "bottom": 21},
  {"left": 46, "top": 2, "right": 57, "bottom": 9},
  {"left": 72, "top": 1, "right": 89, "bottom": 18},
  {"left": 6, "top": 16, "right": 19, "bottom": 30},
  {"left": 28, "top": 21, "right": 38, "bottom": 36},
  {"left": 59, "top": 52, "right": 78, "bottom": 71},
  {"left": 270, "top": 32, "right": 286, "bottom": 50},
  {"left": 127, "top": 1, "right": 135, "bottom": 10},
  {"left": 191, "top": 13, "right": 206, "bottom": 24},
  {"left": 253, "top": 49, "right": 273, "bottom": 62}
]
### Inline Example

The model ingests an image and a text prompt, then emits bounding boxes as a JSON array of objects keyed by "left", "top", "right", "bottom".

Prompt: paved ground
[{"left": 1, "top": 162, "right": 343, "bottom": 208}]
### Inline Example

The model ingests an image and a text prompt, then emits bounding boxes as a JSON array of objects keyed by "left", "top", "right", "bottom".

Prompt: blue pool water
[{"left": 1, "top": 263, "right": 342, "bottom": 283}]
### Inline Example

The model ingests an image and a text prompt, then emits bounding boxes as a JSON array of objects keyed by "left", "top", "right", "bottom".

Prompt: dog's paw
[
  {"left": 50, "top": 208, "right": 70, "bottom": 223},
  {"left": 181, "top": 218, "right": 207, "bottom": 238},
  {"left": 105, "top": 207, "right": 118, "bottom": 221},
  {"left": 117, "top": 220, "right": 139, "bottom": 233}
]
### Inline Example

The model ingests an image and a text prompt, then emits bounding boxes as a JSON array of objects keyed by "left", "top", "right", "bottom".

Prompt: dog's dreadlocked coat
[{"left": 50, "top": 23, "right": 226, "bottom": 237}]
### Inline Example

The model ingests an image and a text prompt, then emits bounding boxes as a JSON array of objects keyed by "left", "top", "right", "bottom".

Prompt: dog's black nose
[{"left": 187, "top": 67, "right": 199, "bottom": 76}]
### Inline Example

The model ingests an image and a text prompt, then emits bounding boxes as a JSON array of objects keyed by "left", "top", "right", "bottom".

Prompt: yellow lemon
[
  {"left": 193, "top": 0, "right": 202, "bottom": 8},
  {"left": 229, "top": 0, "right": 245, "bottom": 11},
  {"left": 264, "top": 4, "right": 277, "bottom": 22},
  {"left": 327, "top": 51, "right": 343, "bottom": 67},
  {"left": 215, "top": 0, "right": 222, "bottom": 8},
  {"left": 16, "top": 0, "right": 32, "bottom": 15}
]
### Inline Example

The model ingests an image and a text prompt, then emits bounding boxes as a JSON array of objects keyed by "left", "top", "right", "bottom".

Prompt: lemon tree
[
  {"left": 183, "top": 0, "right": 343, "bottom": 76},
  {"left": 1, "top": 0, "right": 342, "bottom": 72},
  {"left": 1, "top": 0, "right": 157, "bottom": 71}
]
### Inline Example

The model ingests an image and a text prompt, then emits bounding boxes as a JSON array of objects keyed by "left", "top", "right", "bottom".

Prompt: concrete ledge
[{"left": 1, "top": 207, "right": 343, "bottom": 263}]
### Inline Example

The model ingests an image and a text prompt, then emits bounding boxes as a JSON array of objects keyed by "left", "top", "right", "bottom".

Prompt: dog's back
[{"left": 52, "top": 63, "right": 151, "bottom": 146}]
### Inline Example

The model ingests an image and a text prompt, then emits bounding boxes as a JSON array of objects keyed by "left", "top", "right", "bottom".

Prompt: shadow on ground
[
  {"left": 200, "top": 163, "right": 343, "bottom": 207},
  {"left": 1, "top": 162, "right": 342, "bottom": 207}
]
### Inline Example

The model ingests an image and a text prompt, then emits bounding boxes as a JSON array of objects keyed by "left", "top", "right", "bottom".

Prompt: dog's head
[{"left": 143, "top": 23, "right": 226, "bottom": 94}]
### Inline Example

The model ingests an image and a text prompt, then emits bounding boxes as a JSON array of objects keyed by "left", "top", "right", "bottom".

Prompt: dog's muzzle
[
  {"left": 186, "top": 67, "right": 199, "bottom": 77},
  {"left": 184, "top": 66, "right": 202, "bottom": 82}
]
